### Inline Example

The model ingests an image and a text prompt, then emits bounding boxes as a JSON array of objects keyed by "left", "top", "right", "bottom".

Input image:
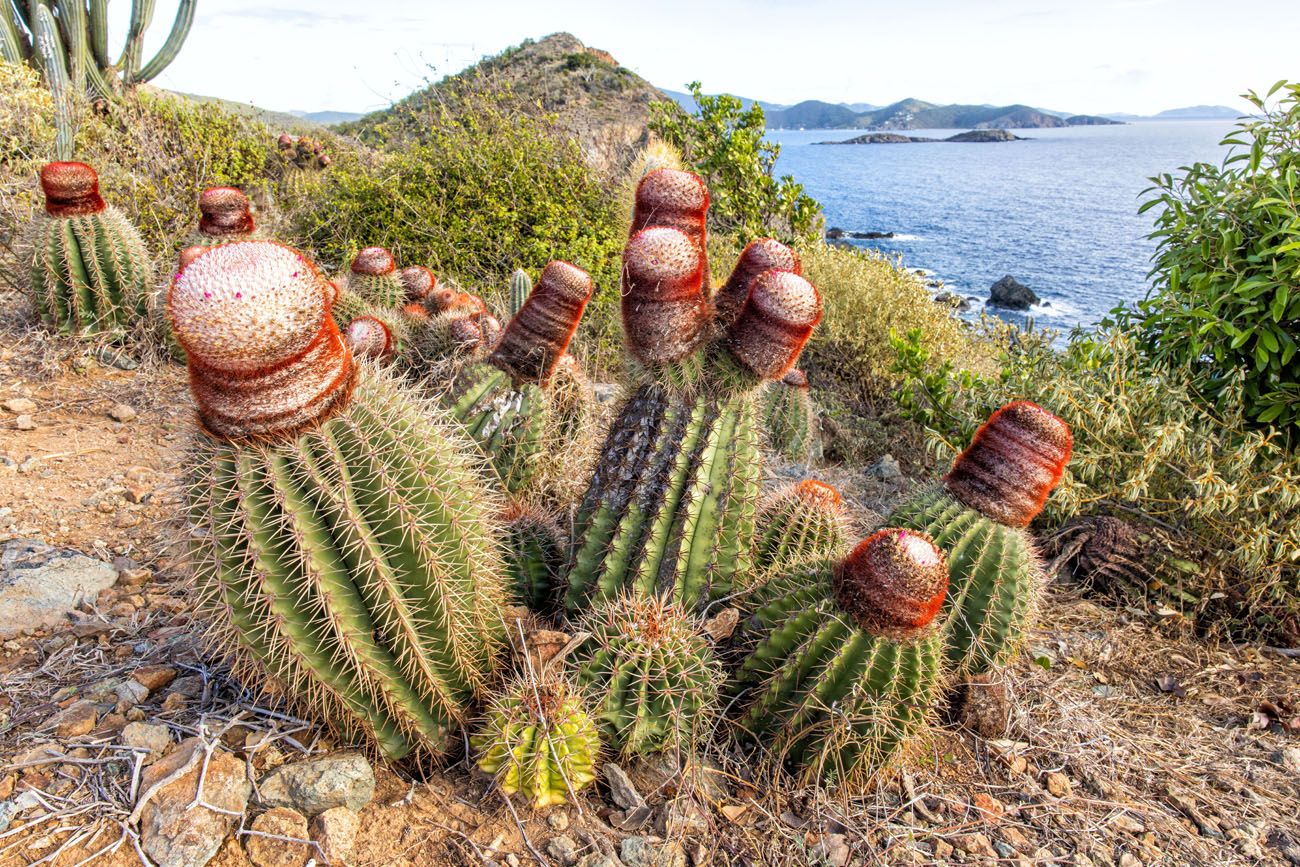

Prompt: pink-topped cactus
[
  {"left": 344, "top": 315, "right": 394, "bottom": 362},
  {"left": 725, "top": 269, "right": 822, "bottom": 381},
  {"left": 834, "top": 529, "right": 949, "bottom": 640},
  {"left": 399, "top": 266, "right": 437, "bottom": 303},
  {"left": 621, "top": 226, "right": 713, "bottom": 366},
  {"left": 717, "top": 238, "right": 802, "bottom": 326},
  {"left": 489, "top": 261, "right": 594, "bottom": 383}
]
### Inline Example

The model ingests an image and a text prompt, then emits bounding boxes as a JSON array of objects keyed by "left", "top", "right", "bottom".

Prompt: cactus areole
[
  {"left": 834, "top": 529, "right": 948, "bottom": 641},
  {"left": 41, "top": 162, "right": 105, "bottom": 217},
  {"left": 197, "top": 187, "right": 255, "bottom": 237},
  {"left": 168, "top": 241, "right": 356, "bottom": 441}
]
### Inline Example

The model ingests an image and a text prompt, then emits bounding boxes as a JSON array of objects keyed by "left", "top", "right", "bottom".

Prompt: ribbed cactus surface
[
  {"left": 753, "top": 479, "right": 851, "bottom": 577},
  {"left": 509, "top": 268, "right": 533, "bottom": 318},
  {"left": 333, "top": 247, "right": 404, "bottom": 330},
  {"left": 576, "top": 593, "right": 721, "bottom": 756},
  {"left": 887, "top": 401, "right": 1072, "bottom": 674},
  {"left": 565, "top": 169, "right": 822, "bottom": 614},
  {"left": 472, "top": 676, "right": 600, "bottom": 808},
  {"left": 27, "top": 162, "right": 151, "bottom": 335},
  {"left": 761, "top": 368, "right": 819, "bottom": 463},
  {"left": 502, "top": 504, "right": 565, "bottom": 611},
  {"left": 734, "top": 529, "right": 949, "bottom": 787},
  {"left": 174, "top": 241, "right": 508, "bottom": 760}
]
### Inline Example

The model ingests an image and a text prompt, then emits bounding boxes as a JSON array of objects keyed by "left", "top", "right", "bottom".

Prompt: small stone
[
  {"left": 1045, "top": 772, "right": 1072, "bottom": 798},
  {"left": 932, "top": 839, "right": 954, "bottom": 859},
  {"left": 258, "top": 752, "right": 375, "bottom": 816},
  {"left": 124, "top": 483, "right": 152, "bottom": 504},
  {"left": 593, "top": 383, "right": 620, "bottom": 404},
  {"left": 122, "top": 722, "right": 172, "bottom": 756},
  {"left": 107, "top": 403, "right": 137, "bottom": 422},
  {"left": 1280, "top": 746, "right": 1300, "bottom": 775},
  {"left": 576, "top": 856, "right": 621, "bottom": 867},
  {"left": 1118, "top": 854, "right": 1142, "bottom": 867},
  {"left": 867, "top": 454, "right": 902, "bottom": 480},
  {"left": 621, "top": 837, "right": 687, "bottom": 867},
  {"left": 133, "top": 665, "right": 178, "bottom": 694},
  {"left": 311, "top": 806, "right": 359, "bottom": 865},
  {"left": 812, "top": 833, "right": 851, "bottom": 867},
  {"left": 14, "top": 415, "right": 35, "bottom": 431},
  {"left": 702, "top": 607, "right": 739, "bottom": 642},
  {"left": 246, "top": 806, "right": 311, "bottom": 867},
  {"left": 138, "top": 738, "right": 251, "bottom": 867},
  {"left": 972, "top": 792, "right": 1006, "bottom": 823},
  {"left": 603, "top": 762, "right": 646, "bottom": 811},
  {"left": 1109, "top": 813, "right": 1145, "bottom": 835},
  {"left": 547, "top": 835, "right": 579, "bottom": 866},
  {"left": 1001, "top": 825, "right": 1032, "bottom": 851},
  {"left": 956, "top": 832, "right": 998, "bottom": 859},
  {"left": 161, "top": 692, "right": 187, "bottom": 712},
  {"left": 1, "top": 540, "right": 119, "bottom": 640},
  {"left": 47, "top": 699, "right": 98, "bottom": 737},
  {"left": 548, "top": 811, "right": 570, "bottom": 831},
  {"left": 115, "top": 679, "right": 150, "bottom": 707},
  {"left": 2, "top": 398, "right": 36, "bottom": 414}
]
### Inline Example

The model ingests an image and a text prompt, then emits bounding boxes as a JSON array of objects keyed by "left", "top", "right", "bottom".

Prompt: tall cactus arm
[
  {"left": 0, "top": 1, "right": 30, "bottom": 63},
  {"left": 32, "top": 3, "right": 73, "bottom": 160},
  {"left": 118, "top": 0, "right": 155, "bottom": 82},
  {"left": 55, "top": 0, "right": 87, "bottom": 91},
  {"left": 134, "top": 0, "right": 194, "bottom": 82},
  {"left": 87, "top": 0, "right": 108, "bottom": 68}
]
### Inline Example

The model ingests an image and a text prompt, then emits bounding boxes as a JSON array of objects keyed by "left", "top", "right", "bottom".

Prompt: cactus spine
[
  {"left": 734, "top": 529, "right": 949, "bottom": 787},
  {"left": 564, "top": 170, "right": 822, "bottom": 614},
  {"left": 502, "top": 504, "right": 565, "bottom": 611},
  {"left": 26, "top": 162, "right": 151, "bottom": 335},
  {"left": 752, "top": 479, "right": 851, "bottom": 578},
  {"left": 887, "top": 401, "right": 1072, "bottom": 674},
  {"left": 576, "top": 593, "right": 721, "bottom": 756},
  {"left": 472, "top": 675, "right": 600, "bottom": 808},
  {"left": 446, "top": 261, "right": 594, "bottom": 494},
  {"left": 509, "top": 268, "right": 532, "bottom": 318},
  {"left": 333, "top": 247, "right": 404, "bottom": 329},
  {"left": 173, "top": 241, "right": 509, "bottom": 760},
  {"left": 761, "top": 368, "right": 820, "bottom": 463}
]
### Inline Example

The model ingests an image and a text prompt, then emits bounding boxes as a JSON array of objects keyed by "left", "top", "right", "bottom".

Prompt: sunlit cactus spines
[
  {"left": 725, "top": 269, "right": 822, "bottom": 381},
  {"left": 26, "top": 161, "right": 151, "bottom": 335},
  {"left": 888, "top": 400, "right": 1071, "bottom": 674},
  {"left": 502, "top": 503, "right": 566, "bottom": 611},
  {"left": 399, "top": 266, "right": 437, "bottom": 303},
  {"left": 344, "top": 316, "right": 395, "bottom": 363},
  {"left": 472, "top": 675, "right": 600, "bottom": 808},
  {"left": 192, "top": 186, "right": 256, "bottom": 244},
  {"left": 761, "top": 367, "right": 820, "bottom": 462},
  {"left": 944, "top": 400, "right": 1073, "bottom": 528},
  {"left": 752, "top": 479, "right": 851, "bottom": 578},
  {"left": 509, "top": 267, "right": 533, "bottom": 318},
  {"left": 734, "top": 530, "right": 949, "bottom": 787},
  {"left": 576, "top": 593, "right": 721, "bottom": 757},
  {"left": 621, "top": 226, "right": 712, "bottom": 367},
  {"left": 173, "top": 240, "right": 509, "bottom": 761},
  {"left": 717, "top": 238, "right": 802, "bottom": 326},
  {"left": 332, "top": 246, "right": 404, "bottom": 330}
]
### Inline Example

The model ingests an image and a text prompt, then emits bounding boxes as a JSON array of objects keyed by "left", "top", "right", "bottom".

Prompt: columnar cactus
[
  {"left": 509, "top": 267, "right": 532, "bottom": 317},
  {"left": 565, "top": 169, "right": 822, "bottom": 614},
  {"left": 25, "top": 162, "right": 151, "bottom": 335},
  {"left": 472, "top": 675, "right": 600, "bottom": 808},
  {"left": 502, "top": 504, "right": 565, "bottom": 611},
  {"left": 734, "top": 529, "right": 949, "bottom": 786},
  {"left": 445, "top": 261, "right": 594, "bottom": 494},
  {"left": 888, "top": 401, "right": 1072, "bottom": 674},
  {"left": 752, "top": 479, "right": 851, "bottom": 578},
  {"left": 333, "top": 246, "right": 404, "bottom": 329},
  {"left": 761, "top": 368, "right": 820, "bottom": 463},
  {"left": 171, "top": 241, "right": 509, "bottom": 760},
  {"left": 576, "top": 593, "right": 721, "bottom": 756}
]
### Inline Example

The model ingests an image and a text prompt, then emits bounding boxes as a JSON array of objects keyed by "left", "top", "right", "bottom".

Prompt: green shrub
[
  {"left": 891, "top": 326, "right": 1300, "bottom": 641},
  {"left": 1128, "top": 81, "right": 1300, "bottom": 432},
  {"left": 649, "top": 82, "right": 821, "bottom": 246}
]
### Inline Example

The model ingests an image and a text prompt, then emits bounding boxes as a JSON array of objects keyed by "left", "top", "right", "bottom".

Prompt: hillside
[
  {"left": 767, "top": 97, "right": 1122, "bottom": 129},
  {"left": 345, "top": 32, "right": 667, "bottom": 173}
]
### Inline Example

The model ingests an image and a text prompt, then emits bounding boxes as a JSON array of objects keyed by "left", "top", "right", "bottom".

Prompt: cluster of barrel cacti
[
  {"left": 277, "top": 133, "right": 332, "bottom": 170},
  {"left": 16, "top": 159, "right": 1074, "bottom": 803}
]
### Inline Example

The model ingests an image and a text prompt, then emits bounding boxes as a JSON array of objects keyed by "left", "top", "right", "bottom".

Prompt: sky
[{"left": 122, "top": 0, "right": 1300, "bottom": 115}]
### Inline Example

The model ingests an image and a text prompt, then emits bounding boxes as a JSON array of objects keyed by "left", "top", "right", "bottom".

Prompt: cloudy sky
[{"left": 129, "top": 0, "right": 1297, "bottom": 115}]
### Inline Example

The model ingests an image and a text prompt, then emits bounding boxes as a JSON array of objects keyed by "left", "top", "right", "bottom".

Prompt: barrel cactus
[
  {"left": 888, "top": 401, "right": 1072, "bottom": 674},
  {"left": 472, "top": 675, "right": 600, "bottom": 808},
  {"left": 186, "top": 187, "right": 257, "bottom": 248},
  {"left": 502, "top": 504, "right": 566, "bottom": 611},
  {"left": 445, "top": 261, "right": 594, "bottom": 494},
  {"left": 25, "top": 162, "right": 151, "bottom": 335},
  {"left": 565, "top": 169, "right": 822, "bottom": 614},
  {"left": 576, "top": 592, "right": 721, "bottom": 757},
  {"left": 332, "top": 246, "right": 403, "bottom": 329},
  {"left": 405, "top": 287, "right": 498, "bottom": 375},
  {"left": 734, "top": 529, "right": 949, "bottom": 787},
  {"left": 761, "top": 368, "right": 820, "bottom": 463},
  {"left": 171, "top": 240, "right": 509, "bottom": 761},
  {"left": 752, "top": 479, "right": 851, "bottom": 578},
  {"left": 400, "top": 266, "right": 438, "bottom": 304}
]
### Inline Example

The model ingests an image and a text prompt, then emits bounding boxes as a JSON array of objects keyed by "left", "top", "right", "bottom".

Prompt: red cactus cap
[
  {"left": 277, "top": 133, "right": 294, "bottom": 147},
  {"left": 177, "top": 245, "right": 206, "bottom": 271},
  {"left": 794, "top": 478, "right": 841, "bottom": 508},
  {"left": 489, "top": 261, "right": 593, "bottom": 383},
  {"left": 401, "top": 301, "right": 430, "bottom": 321},
  {"left": 399, "top": 266, "right": 437, "bottom": 302},
  {"left": 716, "top": 238, "right": 801, "bottom": 326},
  {"left": 782, "top": 368, "right": 809, "bottom": 389},
  {"left": 944, "top": 400, "right": 1073, "bottom": 527},
  {"left": 621, "top": 226, "right": 712, "bottom": 366},
  {"left": 425, "top": 284, "right": 460, "bottom": 314},
  {"left": 631, "top": 169, "right": 709, "bottom": 246},
  {"left": 834, "top": 529, "right": 949, "bottom": 640},
  {"left": 197, "top": 187, "right": 255, "bottom": 237},
  {"left": 351, "top": 246, "right": 396, "bottom": 277},
  {"left": 726, "top": 269, "right": 822, "bottom": 380},
  {"left": 40, "top": 162, "right": 105, "bottom": 217},
  {"left": 481, "top": 312, "right": 503, "bottom": 347},
  {"left": 167, "top": 241, "right": 355, "bottom": 441},
  {"left": 344, "top": 316, "right": 393, "bottom": 362},
  {"left": 448, "top": 315, "right": 484, "bottom": 348}
]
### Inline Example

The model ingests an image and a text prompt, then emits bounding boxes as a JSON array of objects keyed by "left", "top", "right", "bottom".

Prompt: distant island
[
  {"left": 817, "top": 129, "right": 1024, "bottom": 144},
  {"left": 765, "top": 98, "right": 1122, "bottom": 130}
]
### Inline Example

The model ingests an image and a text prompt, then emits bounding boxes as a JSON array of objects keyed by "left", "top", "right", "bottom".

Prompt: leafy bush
[
  {"left": 891, "top": 326, "right": 1300, "bottom": 641},
  {"left": 649, "top": 82, "right": 821, "bottom": 246},
  {"left": 1128, "top": 81, "right": 1300, "bottom": 432}
]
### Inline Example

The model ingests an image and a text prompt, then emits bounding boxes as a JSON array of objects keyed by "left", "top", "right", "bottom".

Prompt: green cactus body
[
  {"left": 503, "top": 505, "right": 565, "bottom": 611},
  {"left": 734, "top": 530, "right": 950, "bottom": 787},
  {"left": 174, "top": 242, "right": 509, "bottom": 761},
  {"left": 472, "top": 677, "right": 600, "bottom": 808},
  {"left": 752, "top": 479, "right": 851, "bottom": 580},
  {"left": 509, "top": 268, "right": 532, "bottom": 317},
  {"left": 27, "top": 163, "right": 150, "bottom": 335},
  {"left": 332, "top": 247, "right": 403, "bottom": 330},
  {"left": 576, "top": 593, "right": 721, "bottom": 756},
  {"left": 448, "top": 361, "right": 548, "bottom": 495},
  {"left": 760, "top": 369, "right": 820, "bottom": 463}
]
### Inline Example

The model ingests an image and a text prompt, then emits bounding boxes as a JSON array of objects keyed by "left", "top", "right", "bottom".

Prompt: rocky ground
[{"left": 1, "top": 312, "right": 1298, "bottom": 867}]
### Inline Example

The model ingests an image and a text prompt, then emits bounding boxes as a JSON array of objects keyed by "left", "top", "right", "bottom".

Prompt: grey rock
[
  {"left": 14, "top": 415, "right": 35, "bottom": 431},
  {"left": 547, "top": 835, "right": 579, "bottom": 866},
  {"left": 258, "top": 752, "right": 375, "bottom": 816},
  {"left": 867, "top": 454, "right": 902, "bottom": 480},
  {"left": 1, "top": 398, "right": 36, "bottom": 414},
  {"left": 95, "top": 347, "right": 138, "bottom": 370},
  {"left": 934, "top": 291, "right": 972, "bottom": 312},
  {"left": 603, "top": 762, "right": 646, "bottom": 811},
  {"left": 577, "top": 856, "right": 623, "bottom": 867},
  {"left": 547, "top": 810, "right": 570, "bottom": 831},
  {"left": 988, "top": 275, "right": 1040, "bottom": 310},
  {"left": 122, "top": 722, "right": 172, "bottom": 756},
  {"left": 1279, "top": 746, "right": 1300, "bottom": 775},
  {"left": 1, "top": 539, "right": 117, "bottom": 639},
  {"left": 620, "top": 838, "right": 687, "bottom": 867},
  {"left": 0, "top": 792, "right": 40, "bottom": 834},
  {"left": 812, "top": 833, "right": 851, "bottom": 867}
]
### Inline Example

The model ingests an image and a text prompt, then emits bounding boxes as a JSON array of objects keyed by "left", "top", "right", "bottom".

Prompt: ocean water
[{"left": 770, "top": 121, "right": 1238, "bottom": 329}]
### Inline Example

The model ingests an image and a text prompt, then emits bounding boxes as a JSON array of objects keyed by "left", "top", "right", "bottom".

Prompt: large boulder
[
  {"left": 0, "top": 539, "right": 117, "bottom": 639},
  {"left": 987, "top": 275, "right": 1040, "bottom": 310}
]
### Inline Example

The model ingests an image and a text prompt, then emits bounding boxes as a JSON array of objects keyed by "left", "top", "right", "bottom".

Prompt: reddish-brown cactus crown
[
  {"left": 399, "top": 266, "right": 437, "bottom": 302},
  {"left": 401, "top": 301, "right": 430, "bottom": 321},
  {"left": 716, "top": 238, "right": 802, "bottom": 326},
  {"left": 197, "top": 187, "right": 255, "bottom": 237},
  {"left": 944, "top": 401, "right": 1073, "bottom": 528},
  {"left": 481, "top": 312, "right": 503, "bottom": 347},
  {"left": 490, "top": 261, "right": 593, "bottom": 384},
  {"left": 40, "top": 162, "right": 105, "bottom": 217},
  {"left": 782, "top": 368, "right": 809, "bottom": 389},
  {"left": 344, "top": 316, "right": 393, "bottom": 361},
  {"left": 177, "top": 245, "right": 206, "bottom": 271},
  {"left": 448, "top": 315, "right": 485, "bottom": 348},
  {"left": 725, "top": 269, "right": 822, "bottom": 380},
  {"left": 351, "top": 246, "right": 396, "bottom": 277},
  {"left": 631, "top": 168, "right": 709, "bottom": 249},
  {"left": 168, "top": 241, "right": 355, "bottom": 441},
  {"left": 834, "top": 529, "right": 948, "bottom": 640},
  {"left": 621, "top": 226, "right": 712, "bottom": 366},
  {"left": 794, "top": 478, "right": 841, "bottom": 508}
]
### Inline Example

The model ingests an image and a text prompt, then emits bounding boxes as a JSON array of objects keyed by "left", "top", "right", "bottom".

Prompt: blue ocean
[{"left": 769, "top": 121, "right": 1238, "bottom": 328}]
